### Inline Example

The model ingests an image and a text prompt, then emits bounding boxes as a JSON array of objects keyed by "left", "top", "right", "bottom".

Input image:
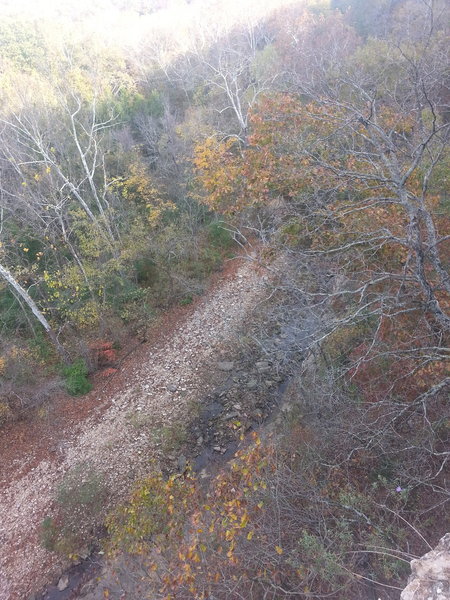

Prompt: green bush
[
  {"left": 63, "top": 359, "right": 92, "bottom": 396},
  {"left": 180, "top": 295, "right": 193, "bottom": 305},
  {"left": 207, "top": 221, "right": 233, "bottom": 249}
]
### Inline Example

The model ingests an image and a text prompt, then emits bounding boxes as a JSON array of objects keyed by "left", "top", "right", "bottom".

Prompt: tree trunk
[{"left": 0, "top": 262, "right": 70, "bottom": 363}]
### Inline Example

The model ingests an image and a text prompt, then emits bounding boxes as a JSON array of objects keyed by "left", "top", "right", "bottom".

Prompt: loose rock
[
  {"left": 217, "top": 361, "right": 234, "bottom": 372},
  {"left": 224, "top": 411, "right": 240, "bottom": 420},
  {"left": 57, "top": 575, "right": 69, "bottom": 592},
  {"left": 256, "top": 361, "right": 271, "bottom": 373}
]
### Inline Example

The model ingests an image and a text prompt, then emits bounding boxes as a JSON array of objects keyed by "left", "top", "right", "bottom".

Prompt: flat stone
[
  {"left": 57, "top": 575, "right": 69, "bottom": 591},
  {"left": 256, "top": 361, "right": 271, "bottom": 373},
  {"left": 224, "top": 411, "right": 240, "bottom": 420},
  {"left": 167, "top": 384, "right": 178, "bottom": 392},
  {"left": 217, "top": 361, "right": 234, "bottom": 372},
  {"left": 247, "top": 379, "right": 258, "bottom": 389}
]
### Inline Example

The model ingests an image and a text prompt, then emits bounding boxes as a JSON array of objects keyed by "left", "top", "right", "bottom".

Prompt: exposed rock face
[{"left": 401, "top": 533, "right": 450, "bottom": 600}]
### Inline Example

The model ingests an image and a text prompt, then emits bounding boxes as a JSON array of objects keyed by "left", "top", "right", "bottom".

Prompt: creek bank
[{"left": 34, "top": 353, "right": 296, "bottom": 600}]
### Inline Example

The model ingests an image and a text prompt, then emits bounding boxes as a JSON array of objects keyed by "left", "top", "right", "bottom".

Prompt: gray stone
[
  {"left": 402, "top": 533, "right": 450, "bottom": 600},
  {"left": 217, "top": 361, "right": 234, "bottom": 372},
  {"left": 247, "top": 379, "right": 258, "bottom": 389},
  {"left": 224, "top": 411, "right": 240, "bottom": 420},
  {"left": 57, "top": 575, "right": 69, "bottom": 591},
  {"left": 167, "top": 384, "right": 178, "bottom": 393},
  {"left": 177, "top": 455, "right": 187, "bottom": 471},
  {"left": 256, "top": 361, "right": 271, "bottom": 373}
]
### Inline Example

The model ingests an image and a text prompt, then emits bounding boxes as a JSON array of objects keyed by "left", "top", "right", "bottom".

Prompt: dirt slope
[{"left": 0, "top": 254, "right": 266, "bottom": 600}]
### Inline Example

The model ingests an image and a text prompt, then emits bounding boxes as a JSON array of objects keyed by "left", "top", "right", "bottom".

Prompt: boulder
[{"left": 401, "top": 533, "right": 450, "bottom": 600}]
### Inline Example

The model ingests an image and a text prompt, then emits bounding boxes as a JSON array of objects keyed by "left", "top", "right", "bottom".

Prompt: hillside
[{"left": 0, "top": 0, "right": 448, "bottom": 599}]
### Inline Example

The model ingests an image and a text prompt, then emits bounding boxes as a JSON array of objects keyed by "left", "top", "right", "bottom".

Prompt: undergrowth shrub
[
  {"left": 0, "top": 400, "right": 13, "bottom": 427},
  {"left": 106, "top": 404, "right": 444, "bottom": 600},
  {"left": 63, "top": 359, "right": 92, "bottom": 396},
  {"left": 206, "top": 221, "right": 234, "bottom": 250},
  {"left": 41, "top": 462, "right": 107, "bottom": 556},
  {"left": 28, "top": 331, "right": 56, "bottom": 364},
  {"left": 106, "top": 470, "right": 196, "bottom": 556}
]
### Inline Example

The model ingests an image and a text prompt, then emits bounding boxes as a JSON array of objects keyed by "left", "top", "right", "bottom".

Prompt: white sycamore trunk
[{"left": 0, "top": 262, "right": 69, "bottom": 362}]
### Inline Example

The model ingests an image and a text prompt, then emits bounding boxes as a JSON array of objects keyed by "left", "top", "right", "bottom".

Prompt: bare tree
[
  {"left": 0, "top": 85, "right": 119, "bottom": 249},
  {"left": 0, "top": 261, "right": 68, "bottom": 360}
]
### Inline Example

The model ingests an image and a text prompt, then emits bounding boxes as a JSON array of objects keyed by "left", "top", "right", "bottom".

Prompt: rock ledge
[{"left": 401, "top": 533, "right": 450, "bottom": 600}]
